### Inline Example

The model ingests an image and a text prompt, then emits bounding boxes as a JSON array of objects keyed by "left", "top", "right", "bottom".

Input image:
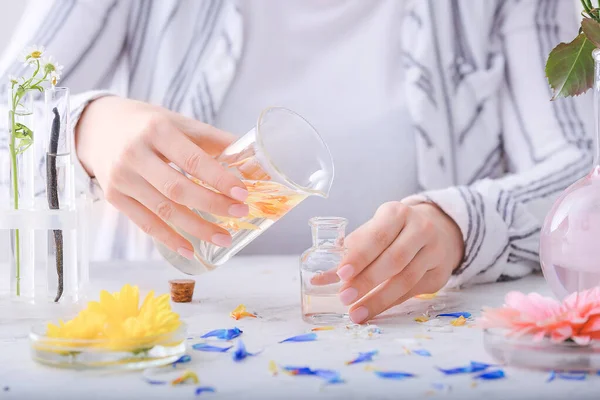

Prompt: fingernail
[
  {"left": 230, "top": 187, "right": 249, "bottom": 201},
  {"left": 228, "top": 203, "right": 249, "bottom": 217},
  {"left": 339, "top": 287, "right": 358, "bottom": 306},
  {"left": 337, "top": 264, "right": 354, "bottom": 282},
  {"left": 177, "top": 247, "right": 195, "bottom": 260},
  {"left": 349, "top": 306, "right": 369, "bottom": 323},
  {"left": 212, "top": 233, "right": 232, "bottom": 247}
]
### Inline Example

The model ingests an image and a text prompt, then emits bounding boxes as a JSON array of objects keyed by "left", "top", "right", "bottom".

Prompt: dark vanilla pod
[{"left": 47, "top": 107, "right": 63, "bottom": 302}]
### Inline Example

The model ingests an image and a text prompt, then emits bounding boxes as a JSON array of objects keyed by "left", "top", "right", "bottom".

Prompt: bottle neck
[{"left": 309, "top": 217, "right": 347, "bottom": 249}]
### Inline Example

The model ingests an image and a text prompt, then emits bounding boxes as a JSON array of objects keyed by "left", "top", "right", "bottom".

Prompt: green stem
[{"left": 9, "top": 106, "right": 20, "bottom": 296}]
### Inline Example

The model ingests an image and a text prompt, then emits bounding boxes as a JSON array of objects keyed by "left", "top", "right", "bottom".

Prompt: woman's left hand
[{"left": 336, "top": 202, "right": 464, "bottom": 323}]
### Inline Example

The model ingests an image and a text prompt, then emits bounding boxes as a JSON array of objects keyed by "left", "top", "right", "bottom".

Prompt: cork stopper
[{"left": 169, "top": 279, "right": 195, "bottom": 303}]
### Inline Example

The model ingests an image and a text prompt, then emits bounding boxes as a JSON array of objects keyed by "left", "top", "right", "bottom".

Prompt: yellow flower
[{"left": 44, "top": 285, "right": 182, "bottom": 352}]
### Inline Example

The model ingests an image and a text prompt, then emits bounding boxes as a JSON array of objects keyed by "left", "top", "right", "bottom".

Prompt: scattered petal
[
  {"left": 431, "top": 303, "right": 447, "bottom": 311},
  {"left": 312, "top": 326, "right": 335, "bottom": 331},
  {"left": 172, "top": 370, "right": 200, "bottom": 385},
  {"left": 144, "top": 378, "right": 168, "bottom": 385},
  {"left": 474, "top": 369, "right": 505, "bottom": 380},
  {"left": 201, "top": 327, "right": 243, "bottom": 340},
  {"left": 191, "top": 343, "right": 232, "bottom": 353},
  {"left": 373, "top": 370, "right": 416, "bottom": 380},
  {"left": 416, "top": 293, "right": 438, "bottom": 300},
  {"left": 172, "top": 354, "right": 192, "bottom": 367},
  {"left": 412, "top": 349, "right": 432, "bottom": 357},
  {"left": 232, "top": 339, "right": 259, "bottom": 362},
  {"left": 195, "top": 386, "right": 216, "bottom": 395},
  {"left": 450, "top": 316, "right": 467, "bottom": 326},
  {"left": 547, "top": 371, "right": 587, "bottom": 381},
  {"left": 269, "top": 360, "right": 278, "bottom": 376},
  {"left": 414, "top": 334, "right": 433, "bottom": 340},
  {"left": 438, "top": 312, "right": 472, "bottom": 319},
  {"left": 414, "top": 315, "right": 430, "bottom": 323},
  {"left": 230, "top": 304, "right": 257, "bottom": 320},
  {"left": 282, "top": 366, "right": 343, "bottom": 384},
  {"left": 437, "top": 361, "right": 492, "bottom": 375},
  {"left": 345, "top": 350, "right": 378, "bottom": 365},
  {"left": 279, "top": 333, "right": 317, "bottom": 343}
]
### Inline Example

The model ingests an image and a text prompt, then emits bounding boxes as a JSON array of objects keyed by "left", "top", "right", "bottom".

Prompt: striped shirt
[{"left": 0, "top": 0, "right": 593, "bottom": 288}]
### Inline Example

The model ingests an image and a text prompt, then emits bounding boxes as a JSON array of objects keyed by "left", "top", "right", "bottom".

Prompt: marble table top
[{"left": 0, "top": 256, "right": 598, "bottom": 399}]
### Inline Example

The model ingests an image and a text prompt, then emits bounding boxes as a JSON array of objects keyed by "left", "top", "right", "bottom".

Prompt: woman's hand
[
  {"left": 336, "top": 202, "right": 464, "bottom": 323},
  {"left": 76, "top": 96, "right": 249, "bottom": 259}
]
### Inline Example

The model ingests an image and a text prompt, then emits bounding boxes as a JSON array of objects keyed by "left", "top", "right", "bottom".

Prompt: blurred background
[{"left": 0, "top": 2, "right": 27, "bottom": 54}]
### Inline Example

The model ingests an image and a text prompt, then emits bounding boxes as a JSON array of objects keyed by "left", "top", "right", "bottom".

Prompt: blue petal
[
  {"left": 195, "top": 386, "right": 216, "bottom": 395},
  {"left": 557, "top": 372, "right": 587, "bottom": 381},
  {"left": 547, "top": 371, "right": 557, "bottom": 383},
  {"left": 314, "top": 369, "right": 344, "bottom": 384},
  {"left": 283, "top": 366, "right": 314, "bottom": 375},
  {"left": 279, "top": 333, "right": 317, "bottom": 343},
  {"left": 437, "top": 312, "right": 472, "bottom": 318},
  {"left": 374, "top": 371, "right": 415, "bottom": 380},
  {"left": 232, "top": 339, "right": 258, "bottom": 362},
  {"left": 191, "top": 343, "right": 232, "bottom": 353},
  {"left": 346, "top": 350, "right": 378, "bottom": 365},
  {"left": 172, "top": 354, "right": 191, "bottom": 367},
  {"left": 437, "top": 361, "right": 492, "bottom": 375},
  {"left": 474, "top": 370, "right": 505, "bottom": 380},
  {"left": 201, "top": 327, "right": 243, "bottom": 340},
  {"left": 144, "top": 379, "right": 168, "bottom": 385},
  {"left": 412, "top": 349, "right": 432, "bottom": 357}
]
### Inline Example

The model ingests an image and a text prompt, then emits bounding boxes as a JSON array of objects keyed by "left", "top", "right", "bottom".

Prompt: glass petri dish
[
  {"left": 29, "top": 323, "right": 187, "bottom": 370},
  {"left": 484, "top": 328, "right": 600, "bottom": 371}
]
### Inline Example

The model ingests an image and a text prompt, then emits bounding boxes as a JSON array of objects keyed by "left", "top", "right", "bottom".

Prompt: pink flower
[{"left": 480, "top": 288, "right": 600, "bottom": 345}]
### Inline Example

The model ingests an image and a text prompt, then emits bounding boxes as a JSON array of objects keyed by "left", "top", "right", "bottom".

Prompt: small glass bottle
[{"left": 300, "top": 217, "right": 349, "bottom": 324}]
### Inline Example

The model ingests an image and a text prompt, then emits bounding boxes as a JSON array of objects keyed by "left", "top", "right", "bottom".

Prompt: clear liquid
[{"left": 302, "top": 289, "right": 349, "bottom": 324}]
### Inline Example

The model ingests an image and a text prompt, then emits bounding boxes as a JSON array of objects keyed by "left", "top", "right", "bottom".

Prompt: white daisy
[
  {"left": 8, "top": 75, "right": 18, "bottom": 85},
  {"left": 21, "top": 45, "right": 45, "bottom": 65},
  {"left": 42, "top": 56, "right": 63, "bottom": 80}
]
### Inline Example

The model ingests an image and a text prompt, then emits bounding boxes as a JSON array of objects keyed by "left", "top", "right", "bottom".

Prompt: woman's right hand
[{"left": 75, "top": 96, "right": 249, "bottom": 259}]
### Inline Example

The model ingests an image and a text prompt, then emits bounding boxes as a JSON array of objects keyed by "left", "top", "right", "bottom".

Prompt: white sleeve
[{"left": 404, "top": 0, "right": 593, "bottom": 287}]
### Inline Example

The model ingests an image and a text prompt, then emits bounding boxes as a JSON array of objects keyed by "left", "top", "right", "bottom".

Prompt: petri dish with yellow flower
[{"left": 29, "top": 285, "right": 186, "bottom": 370}]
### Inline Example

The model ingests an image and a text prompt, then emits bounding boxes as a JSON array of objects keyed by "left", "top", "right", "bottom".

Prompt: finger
[
  {"left": 337, "top": 203, "right": 409, "bottom": 282},
  {"left": 338, "top": 215, "right": 429, "bottom": 305},
  {"left": 135, "top": 151, "right": 249, "bottom": 218},
  {"left": 310, "top": 270, "right": 340, "bottom": 286},
  {"left": 119, "top": 173, "right": 232, "bottom": 247},
  {"left": 150, "top": 125, "right": 248, "bottom": 201},
  {"left": 106, "top": 190, "right": 194, "bottom": 257},
  {"left": 168, "top": 112, "right": 237, "bottom": 155},
  {"left": 347, "top": 247, "right": 432, "bottom": 323}
]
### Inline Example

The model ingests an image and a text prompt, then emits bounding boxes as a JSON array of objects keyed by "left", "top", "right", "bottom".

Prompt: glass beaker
[
  {"left": 300, "top": 217, "right": 349, "bottom": 325},
  {"left": 156, "top": 107, "right": 334, "bottom": 274}
]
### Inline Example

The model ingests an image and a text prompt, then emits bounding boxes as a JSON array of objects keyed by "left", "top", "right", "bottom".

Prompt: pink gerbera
[{"left": 480, "top": 288, "right": 600, "bottom": 345}]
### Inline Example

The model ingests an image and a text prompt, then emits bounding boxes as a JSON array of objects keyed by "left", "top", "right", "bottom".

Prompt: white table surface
[{"left": 0, "top": 256, "right": 598, "bottom": 400}]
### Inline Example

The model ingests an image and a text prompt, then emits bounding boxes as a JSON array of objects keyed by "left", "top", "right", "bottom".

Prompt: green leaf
[
  {"left": 546, "top": 32, "right": 596, "bottom": 100},
  {"left": 582, "top": 18, "right": 600, "bottom": 47}
]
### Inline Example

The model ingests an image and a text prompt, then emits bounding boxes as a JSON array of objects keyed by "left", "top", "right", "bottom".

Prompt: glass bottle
[
  {"left": 155, "top": 107, "right": 334, "bottom": 275},
  {"left": 539, "top": 48, "right": 600, "bottom": 299},
  {"left": 300, "top": 217, "right": 349, "bottom": 324}
]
